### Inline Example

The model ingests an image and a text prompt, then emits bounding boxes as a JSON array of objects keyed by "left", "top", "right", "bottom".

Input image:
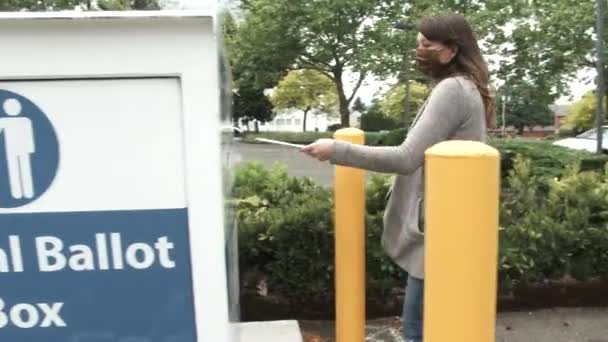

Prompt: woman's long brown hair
[{"left": 417, "top": 14, "right": 496, "bottom": 128}]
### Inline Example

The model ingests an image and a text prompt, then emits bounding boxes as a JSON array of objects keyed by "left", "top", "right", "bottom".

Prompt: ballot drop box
[{"left": 0, "top": 10, "right": 241, "bottom": 342}]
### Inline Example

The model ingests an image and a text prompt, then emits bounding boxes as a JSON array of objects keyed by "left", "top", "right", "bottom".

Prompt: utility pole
[
  {"left": 404, "top": 53, "right": 411, "bottom": 125},
  {"left": 500, "top": 79, "right": 508, "bottom": 136},
  {"left": 596, "top": 0, "right": 605, "bottom": 154},
  {"left": 394, "top": 22, "right": 415, "bottom": 125},
  {"left": 501, "top": 94, "right": 506, "bottom": 136}
]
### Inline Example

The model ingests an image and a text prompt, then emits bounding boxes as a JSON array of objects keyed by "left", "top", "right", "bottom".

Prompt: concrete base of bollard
[{"left": 234, "top": 320, "right": 303, "bottom": 342}]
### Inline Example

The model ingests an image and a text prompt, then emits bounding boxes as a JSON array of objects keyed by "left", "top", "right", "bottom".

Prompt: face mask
[{"left": 415, "top": 47, "right": 446, "bottom": 78}]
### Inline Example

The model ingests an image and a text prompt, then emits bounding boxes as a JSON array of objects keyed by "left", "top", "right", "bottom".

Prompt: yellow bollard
[
  {"left": 333, "top": 128, "right": 366, "bottom": 342},
  {"left": 424, "top": 140, "right": 500, "bottom": 342}
]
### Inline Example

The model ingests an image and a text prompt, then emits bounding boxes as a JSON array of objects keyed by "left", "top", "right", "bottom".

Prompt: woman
[{"left": 301, "top": 13, "right": 495, "bottom": 342}]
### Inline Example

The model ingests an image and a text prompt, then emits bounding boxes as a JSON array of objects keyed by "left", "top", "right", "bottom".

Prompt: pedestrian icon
[
  {"left": 0, "top": 99, "right": 36, "bottom": 199},
  {"left": 0, "top": 90, "right": 59, "bottom": 208}
]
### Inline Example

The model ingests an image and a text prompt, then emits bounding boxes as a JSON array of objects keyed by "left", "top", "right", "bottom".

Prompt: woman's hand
[{"left": 301, "top": 138, "right": 336, "bottom": 162}]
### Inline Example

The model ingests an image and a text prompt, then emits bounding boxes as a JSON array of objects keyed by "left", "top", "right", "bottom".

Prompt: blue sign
[
  {"left": 0, "top": 209, "right": 197, "bottom": 342},
  {"left": 0, "top": 90, "right": 59, "bottom": 208},
  {"left": 0, "top": 91, "right": 197, "bottom": 341}
]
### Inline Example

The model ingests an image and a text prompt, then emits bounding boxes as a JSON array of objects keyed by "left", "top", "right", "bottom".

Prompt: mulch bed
[{"left": 240, "top": 278, "right": 608, "bottom": 322}]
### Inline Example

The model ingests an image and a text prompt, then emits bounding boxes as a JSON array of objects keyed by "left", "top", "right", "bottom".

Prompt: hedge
[
  {"left": 239, "top": 129, "right": 403, "bottom": 146},
  {"left": 229, "top": 155, "right": 608, "bottom": 301},
  {"left": 366, "top": 128, "right": 608, "bottom": 179},
  {"left": 240, "top": 131, "right": 333, "bottom": 145},
  {"left": 490, "top": 137, "right": 608, "bottom": 180},
  {"left": 241, "top": 130, "right": 608, "bottom": 181}
]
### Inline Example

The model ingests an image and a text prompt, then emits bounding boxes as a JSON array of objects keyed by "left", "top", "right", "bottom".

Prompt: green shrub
[
  {"left": 239, "top": 128, "right": 608, "bottom": 180},
  {"left": 370, "top": 128, "right": 406, "bottom": 146},
  {"left": 231, "top": 162, "right": 336, "bottom": 298},
  {"left": 232, "top": 149, "right": 608, "bottom": 299},
  {"left": 241, "top": 131, "right": 332, "bottom": 145},
  {"left": 370, "top": 129, "right": 608, "bottom": 179},
  {"left": 242, "top": 131, "right": 384, "bottom": 146},
  {"left": 489, "top": 137, "right": 608, "bottom": 181},
  {"left": 237, "top": 127, "right": 406, "bottom": 147},
  {"left": 327, "top": 123, "right": 343, "bottom": 132},
  {"left": 557, "top": 128, "right": 576, "bottom": 138},
  {"left": 499, "top": 156, "right": 608, "bottom": 287},
  {"left": 231, "top": 162, "right": 405, "bottom": 298},
  {"left": 378, "top": 128, "right": 407, "bottom": 146},
  {"left": 364, "top": 132, "right": 384, "bottom": 147},
  {"left": 360, "top": 112, "right": 402, "bottom": 132},
  {"left": 498, "top": 156, "right": 567, "bottom": 287}
]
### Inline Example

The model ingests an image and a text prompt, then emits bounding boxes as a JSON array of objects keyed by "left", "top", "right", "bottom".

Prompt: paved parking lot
[{"left": 233, "top": 141, "right": 335, "bottom": 186}]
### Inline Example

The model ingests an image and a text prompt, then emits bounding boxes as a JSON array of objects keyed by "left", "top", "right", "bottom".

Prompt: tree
[
  {"left": 481, "top": 2, "right": 580, "bottom": 137},
  {"left": 566, "top": 91, "right": 605, "bottom": 131},
  {"left": 223, "top": 10, "right": 278, "bottom": 130},
  {"left": 360, "top": 98, "right": 401, "bottom": 131},
  {"left": 491, "top": 1, "right": 605, "bottom": 104},
  {"left": 497, "top": 81, "right": 555, "bottom": 134},
  {"left": 0, "top": 0, "right": 78, "bottom": 10},
  {"left": 233, "top": 0, "right": 534, "bottom": 128},
  {"left": 0, "top": 0, "right": 157, "bottom": 11},
  {"left": 380, "top": 82, "right": 430, "bottom": 125},
  {"left": 270, "top": 70, "right": 338, "bottom": 132},
  {"left": 233, "top": 81, "right": 273, "bottom": 132},
  {"left": 235, "top": 0, "right": 407, "bottom": 127},
  {"left": 482, "top": 0, "right": 608, "bottom": 135},
  {"left": 351, "top": 97, "right": 367, "bottom": 113},
  {"left": 532, "top": 0, "right": 608, "bottom": 127},
  {"left": 97, "top": 0, "right": 159, "bottom": 10},
  {"left": 226, "top": 1, "right": 302, "bottom": 90},
  {"left": 492, "top": 16, "right": 578, "bottom": 104}
]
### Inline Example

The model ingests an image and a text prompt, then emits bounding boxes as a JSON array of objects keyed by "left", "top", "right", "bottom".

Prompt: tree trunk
[
  {"left": 254, "top": 120, "right": 260, "bottom": 133},
  {"left": 303, "top": 107, "right": 311, "bottom": 132},
  {"left": 333, "top": 70, "right": 350, "bottom": 127},
  {"left": 517, "top": 125, "right": 524, "bottom": 135},
  {"left": 604, "top": 78, "right": 608, "bottom": 117},
  {"left": 404, "top": 80, "right": 411, "bottom": 124}
]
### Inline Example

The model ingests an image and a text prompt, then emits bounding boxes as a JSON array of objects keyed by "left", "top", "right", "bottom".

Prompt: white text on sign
[
  {"left": 0, "top": 298, "right": 66, "bottom": 328},
  {"left": 0, "top": 233, "right": 176, "bottom": 272}
]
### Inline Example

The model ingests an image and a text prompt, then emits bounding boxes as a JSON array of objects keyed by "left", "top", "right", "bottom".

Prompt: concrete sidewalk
[{"left": 300, "top": 307, "right": 608, "bottom": 342}]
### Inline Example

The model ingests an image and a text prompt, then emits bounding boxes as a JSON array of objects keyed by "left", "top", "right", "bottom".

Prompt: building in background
[
  {"left": 241, "top": 109, "right": 362, "bottom": 133},
  {"left": 248, "top": 109, "right": 338, "bottom": 132},
  {"left": 550, "top": 103, "right": 572, "bottom": 133},
  {"left": 489, "top": 103, "right": 573, "bottom": 138}
]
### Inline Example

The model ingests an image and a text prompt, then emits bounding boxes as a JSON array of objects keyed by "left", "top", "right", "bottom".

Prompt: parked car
[{"left": 552, "top": 126, "right": 608, "bottom": 153}]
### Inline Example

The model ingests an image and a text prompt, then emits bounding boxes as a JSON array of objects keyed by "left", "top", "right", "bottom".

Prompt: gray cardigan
[{"left": 329, "top": 76, "right": 486, "bottom": 279}]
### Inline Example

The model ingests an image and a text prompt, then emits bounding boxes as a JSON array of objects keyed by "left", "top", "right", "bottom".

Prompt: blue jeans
[{"left": 402, "top": 275, "right": 424, "bottom": 342}]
